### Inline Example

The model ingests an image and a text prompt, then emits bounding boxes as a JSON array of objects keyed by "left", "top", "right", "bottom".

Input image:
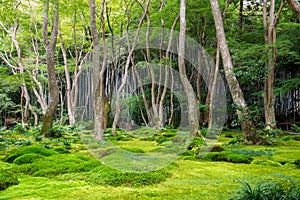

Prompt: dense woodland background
[{"left": 0, "top": 0, "right": 299, "bottom": 141}]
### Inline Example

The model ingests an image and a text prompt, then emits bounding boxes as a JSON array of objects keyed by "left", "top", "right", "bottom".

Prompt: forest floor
[{"left": 0, "top": 127, "right": 299, "bottom": 200}]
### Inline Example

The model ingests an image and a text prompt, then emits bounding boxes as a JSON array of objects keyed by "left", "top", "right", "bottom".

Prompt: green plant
[
  {"left": 202, "top": 151, "right": 253, "bottom": 164},
  {"left": 283, "top": 135, "right": 293, "bottom": 141},
  {"left": 292, "top": 124, "right": 300, "bottom": 132},
  {"left": 209, "top": 145, "right": 224, "bottom": 152},
  {"left": 230, "top": 149, "right": 276, "bottom": 158},
  {"left": 0, "top": 170, "right": 19, "bottom": 190},
  {"left": 293, "top": 135, "right": 300, "bottom": 141},
  {"left": 3, "top": 145, "right": 58, "bottom": 163},
  {"left": 231, "top": 175, "right": 300, "bottom": 200}
]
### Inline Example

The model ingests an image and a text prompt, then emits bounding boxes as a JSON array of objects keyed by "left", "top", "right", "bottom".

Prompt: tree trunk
[
  {"left": 111, "top": 0, "right": 150, "bottom": 136},
  {"left": 286, "top": 0, "right": 300, "bottom": 21},
  {"left": 41, "top": 0, "right": 60, "bottom": 137},
  {"left": 179, "top": 0, "right": 199, "bottom": 135},
  {"left": 59, "top": 31, "right": 75, "bottom": 126},
  {"left": 158, "top": 15, "right": 179, "bottom": 128},
  {"left": 263, "top": 0, "right": 284, "bottom": 129},
  {"left": 210, "top": 0, "right": 259, "bottom": 143},
  {"left": 90, "top": 0, "right": 107, "bottom": 140}
]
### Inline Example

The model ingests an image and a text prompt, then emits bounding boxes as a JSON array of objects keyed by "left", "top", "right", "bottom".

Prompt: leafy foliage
[{"left": 231, "top": 175, "right": 300, "bottom": 200}]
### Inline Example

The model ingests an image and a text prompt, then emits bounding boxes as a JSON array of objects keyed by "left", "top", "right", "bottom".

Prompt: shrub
[
  {"left": 3, "top": 145, "right": 58, "bottom": 163},
  {"left": 230, "top": 149, "right": 275, "bottom": 158},
  {"left": 209, "top": 145, "right": 224, "bottom": 152},
  {"left": 0, "top": 170, "right": 19, "bottom": 190},
  {"left": 283, "top": 136, "right": 293, "bottom": 141},
  {"left": 293, "top": 136, "right": 300, "bottom": 141},
  {"left": 231, "top": 176, "right": 300, "bottom": 200},
  {"left": 202, "top": 151, "right": 253, "bottom": 164},
  {"left": 13, "top": 153, "right": 43, "bottom": 165}
]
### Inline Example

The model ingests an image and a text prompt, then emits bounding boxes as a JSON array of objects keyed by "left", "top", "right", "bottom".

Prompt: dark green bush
[
  {"left": 0, "top": 170, "right": 19, "bottom": 190},
  {"left": 3, "top": 145, "right": 58, "bottom": 163},
  {"left": 209, "top": 145, "right": 224, "bottom": 152},
  {"left": 87, "top": 165, "right": 171, "bottom": 187},
  {"left": 293, "top": 136, "right": 300, "bottom": 141},
  {"left": 13, "top": 153, "right": 43, "bottom": 165},
  {"left": 230, "top": 149, "right": 275, "bottom": 157},
  {"left": 202, "top": 151, "right": 253, "bottom": 164},
  {"left": 231, "top": 176, "right": 300, "bottom": 200}
]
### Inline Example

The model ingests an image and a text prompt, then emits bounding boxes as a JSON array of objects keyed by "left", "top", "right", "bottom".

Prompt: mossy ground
[{"left": 0, "top": 129, "right": 299, "bottom": 199}]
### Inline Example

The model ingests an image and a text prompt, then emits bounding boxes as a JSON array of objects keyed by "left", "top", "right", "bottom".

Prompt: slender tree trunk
[
  {"left": 208, "top": 43, "right": 220, "bottom": 129},
  {"left": 179, "top": 0, "right": 199, "bottom": 135},
  {"left": 41, "top": 0, "right": 60, "bottom": 137},
  {"left": 210, "top": 0, "right": 259, "bottom": 143},
  {"left": 111, "top": 0, "right": 150, "bottom": 135},
  {"left": 263, "top": 0, "right": 284, "bottom": 129},
  {"left": 158, "top": 15, "right": 179, "bottom": 128},
  {"left": 59, "top": 31, "right": 75, "bottom": 126},
  {"left": 90, "top": 0, "right": 108, "bottom": 140}
]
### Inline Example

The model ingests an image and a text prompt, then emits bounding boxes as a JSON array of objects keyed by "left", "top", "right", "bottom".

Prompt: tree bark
[
  {"left": 41, "top": 0, "right": 60, "bottom": 137},
  {"left": 111, "top": 0, "right": 150, "bottom": 135},
  {"left": 179, "top": 0, "right": 199, "bottom": 135},
  {"left": 90, "top": 0, "right": 108, "bottom": 140},
  {"left": 286, "top": 0, "right": 300, "bottom": 21},
  {"left": 210, "top": 0, "right": 259, "bottom": 143},
  {"left": 263, "top": 0, "right": 284, "bottom": 129}
]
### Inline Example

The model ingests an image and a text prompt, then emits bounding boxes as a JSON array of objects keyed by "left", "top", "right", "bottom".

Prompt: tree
[
  {"left": 262, "top": 0, "right": 284, "bottom": 129},
  {"left": 41, "top": 0, "right": 60, "bottom": 137},
  {"left": 111, "top": 0, "right": 150, "bottom": 136},
  {"left": 90, "top": 0, "right": 106, "bottom": 140},
  {"left": 179, "top": 0, "right": 199, "bottom": 135},
  {"left": 210, "top": 0, "right": 259, "bottom": 143}
]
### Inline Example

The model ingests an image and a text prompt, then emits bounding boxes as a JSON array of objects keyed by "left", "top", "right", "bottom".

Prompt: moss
[
  {"left": 16, "top": 154, "right": 100, "bottom": 178},
  {"left": 0, "top": 170, "right": 19, "bottom": 190},
  {"left": 3, "top": 145, "right": 58, "bottom": 163},
  {"left": 202, "top": 151, "right": 253, "bottom": 164},
  {"left": 251, "top": 159, "right": 282, "bottom": 167},
  {"left": 87, "top": 165, "right": 171, "bottom": 187},
  {"left": 120, "top": 147, "right": 145, "bottom": 153},
  {"left": 13, "top": 153, "right": 43, "bottom": 165}
]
